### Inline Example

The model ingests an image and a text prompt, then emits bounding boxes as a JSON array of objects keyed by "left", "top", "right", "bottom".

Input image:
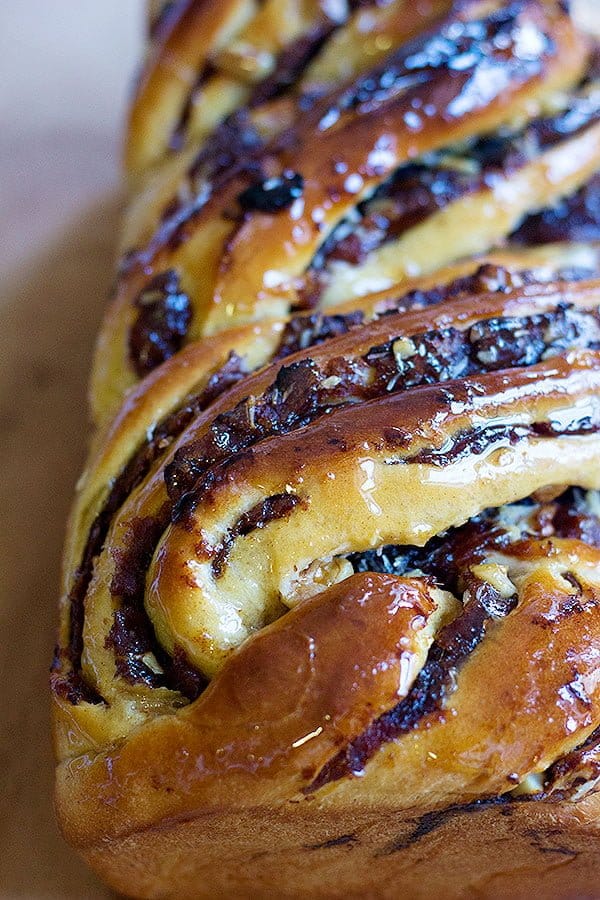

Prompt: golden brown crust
[
  {"left": 57, "top": 542, "right": 600, "bottom": 896},
  {"left": 70, "top": 796, "right": 600, "bottom": 900},
  {"left": 56, "top": 547, "right": 600, "bottom": 827},
  {"left": 54, "top": 0, "right": 600, "bottom": 895}
]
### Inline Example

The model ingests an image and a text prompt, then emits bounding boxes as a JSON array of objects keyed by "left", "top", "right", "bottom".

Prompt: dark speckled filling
[
  {"left": 129, "top": 270, "right": 193, "bottom": 377},
  {"left": 166, "top": 303, "right": 600, "bottom": 505}
]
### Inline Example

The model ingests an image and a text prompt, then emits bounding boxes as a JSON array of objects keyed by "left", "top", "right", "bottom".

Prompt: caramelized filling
[
  {"left": 238, "top": 171, "right": 304, "bottom": 213},
  {"left": 348, "top": 488, "right": 600, "bottom": 585},
  {"left": 120, "top": 112, "right": 265, "bottom": 278},
  {"left": 58, "top": 1, "right": 600, "bottom": 816},
  {"left": 129, "top": 270, "right": 192, "bottom": 376},
  {"left": 318, "top": 3, "right": 551, "bottom": 122},
  {"left": 309, "top": 576, "right": 518, "bottom": 791}
]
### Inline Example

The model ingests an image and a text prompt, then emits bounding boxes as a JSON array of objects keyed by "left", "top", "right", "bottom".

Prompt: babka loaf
[{"left": 53, "top": 1, "right": 600, "bottom": 896}]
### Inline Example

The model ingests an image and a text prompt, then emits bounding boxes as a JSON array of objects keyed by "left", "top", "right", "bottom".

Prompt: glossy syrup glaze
[
  {"left": 302, "top": 87, "right": 600, "bottom": 303},
  {"left": 166, "top": 299, "right": 600, "bottom": 505}
]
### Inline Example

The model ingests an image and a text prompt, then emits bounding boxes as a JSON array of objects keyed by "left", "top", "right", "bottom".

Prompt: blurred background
[{"left": 1, "top": 3, "right": 143, "bottom": 896}]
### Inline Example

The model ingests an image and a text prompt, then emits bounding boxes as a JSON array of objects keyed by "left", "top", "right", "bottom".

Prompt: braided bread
[{"left": 53, "top": 1, "right": 600, "bottom": 896}]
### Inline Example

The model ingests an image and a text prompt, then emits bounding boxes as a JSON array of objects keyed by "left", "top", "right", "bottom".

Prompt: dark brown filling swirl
[
  {"left": 302, "top": 89, "right": 600, "bottom": 304},
  {"left": 129, "top": 270, "right": 192, "bottom": 376},
  {"left": 55, "top": 293, "right": 600, "bottom": 705},
  {"left": 51, "top": 353, "right": 249, "bottom": 703},
  {"left": 511, "top": 172, "right": 600, "bottom": 246}
]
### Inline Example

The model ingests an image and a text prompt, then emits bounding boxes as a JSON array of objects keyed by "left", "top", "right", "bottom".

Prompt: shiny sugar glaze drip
[
  {"left": 308, "top": 488, "right": 600, "bottom": 791},
  {"left": 406, "top": 413, "right": 599, "bottom": 468}
]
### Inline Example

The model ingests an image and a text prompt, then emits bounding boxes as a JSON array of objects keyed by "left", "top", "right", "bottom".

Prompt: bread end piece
[{"left": 63, "top": 794, "right": 600, "bottom": 899}]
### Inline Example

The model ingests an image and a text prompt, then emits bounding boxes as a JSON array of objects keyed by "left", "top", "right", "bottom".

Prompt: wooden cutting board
[{"left": 0, "top": 3, "right": 142, "bottom": 896}]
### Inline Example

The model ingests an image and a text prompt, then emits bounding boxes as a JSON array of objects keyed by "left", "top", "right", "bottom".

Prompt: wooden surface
[{"left": 0, "top": 4, "right": 142, "bottom": 896}]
